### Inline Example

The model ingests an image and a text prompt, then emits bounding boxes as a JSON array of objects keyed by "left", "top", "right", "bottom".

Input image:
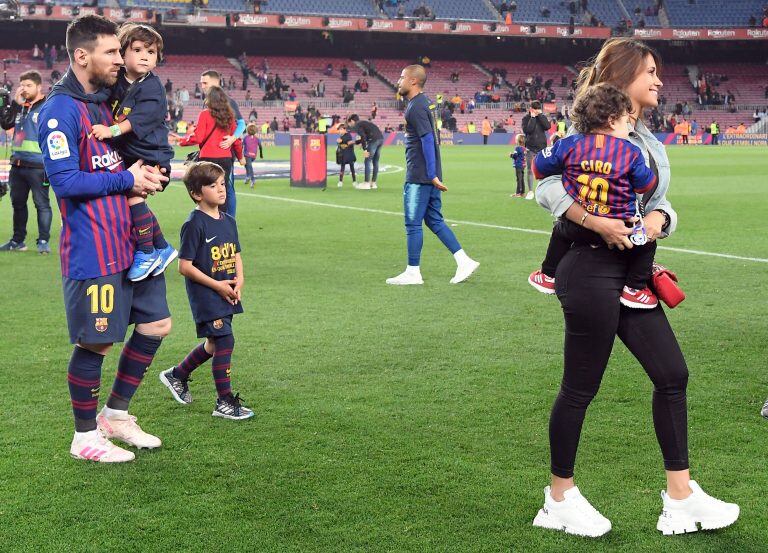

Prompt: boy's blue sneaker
[
  {"left": 151, "top": 244, "right": 179, "bottom": 276},
  {"left": 127, "top": 250, "right": 162, "bottom": 282}
]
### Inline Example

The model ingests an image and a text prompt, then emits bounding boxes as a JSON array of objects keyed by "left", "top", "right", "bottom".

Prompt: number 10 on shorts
[{"left": 87, "top": 284, "right": 114, "bottom": 314}]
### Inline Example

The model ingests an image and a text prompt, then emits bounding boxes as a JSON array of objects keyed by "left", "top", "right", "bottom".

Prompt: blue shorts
[
  {"left": 62, "top": 271, "right": 170, "bottom": 345},
  {"left": 196, "top": 314, "right": 234, "bottom": 339}
]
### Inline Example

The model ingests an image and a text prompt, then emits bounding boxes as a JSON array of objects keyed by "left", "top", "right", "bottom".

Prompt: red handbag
[{"left": 651, "top": 263, "right": 686, "bottom": 308}]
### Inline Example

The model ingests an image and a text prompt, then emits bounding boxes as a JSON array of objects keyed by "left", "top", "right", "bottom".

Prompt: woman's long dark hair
[
  {"left": 576, "top": 38, "right": 662, "bottom": 103},
  {"left": 204, "top": 86, "right": 234, "bottom": 130}
]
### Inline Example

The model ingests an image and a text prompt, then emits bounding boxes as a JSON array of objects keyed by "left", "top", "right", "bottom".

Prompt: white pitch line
[{"left": 233, "top": 190, "right": 768, "bottom": 264}]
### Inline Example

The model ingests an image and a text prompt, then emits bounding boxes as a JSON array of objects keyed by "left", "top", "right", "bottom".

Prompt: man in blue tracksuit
[
  {"left": 386, "top": 64, "right": 479, "bottom": 286},
  {"left": 0, "top": 70, "right": 52, "bottom": 253}
]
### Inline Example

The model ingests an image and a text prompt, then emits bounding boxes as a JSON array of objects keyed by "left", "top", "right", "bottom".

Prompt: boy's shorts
[
  {"left": 196, "top": 315, "right": 234, "bottom": 339},
  {"left": 62, "top": 271, "right": 170, "bottom": 344}
]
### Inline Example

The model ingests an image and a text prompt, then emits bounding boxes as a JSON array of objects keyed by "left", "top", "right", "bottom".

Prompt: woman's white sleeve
[{"left": 535, "top": 174, "right": 573, "bottom": 217}]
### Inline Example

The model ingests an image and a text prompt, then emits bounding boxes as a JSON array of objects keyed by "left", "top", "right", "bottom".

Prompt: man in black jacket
[
  {"left": 347, "top": 114, "right": 383, "bottom": 190},
  {"left": 521, "top": 100, "right": 550, "bottom": 199},
  {"left": 0, "top": 70, "right": 52, "bottom": 253}
]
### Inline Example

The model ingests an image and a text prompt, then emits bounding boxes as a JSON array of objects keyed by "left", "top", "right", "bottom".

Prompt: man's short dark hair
[
  {"left": 347, "top": 114, "right": 360, "bottom": 123},
  {"left": 531, "top": 100, "right": 542, "bottom": 110},
  {"left": 183, "top": 161, "right": 225, "bottom": 202},
  {"left": 66, "top": 15, "right": 119, "bottom": 62},
  {"left": 19, "top": 70, "right": 42, "bottom": 86},
  {"left": 201, "top": 70, "right": 221, "bottom": 81}
]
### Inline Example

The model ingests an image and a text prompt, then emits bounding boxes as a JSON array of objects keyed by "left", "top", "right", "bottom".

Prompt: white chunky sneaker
[
  {"left": 656, "top": 480, "right": 739, "bottom": 535},
  {"left": 450, "top": 259, "right": 480, "bottom": 284},
  {"left": 97, "top": 411, "right": 162, "bottom": 449},
  {"left": 70, "top": 430, "right": 135, "bottom": 463},
  {"left": 533, "top": 486, "right": 612, "bottom": 538},
  {"left": 386, "top": 269, "right": 423, "bottom": 285},
  {"left": 356, "top": 182, "right": 371, "bottom": 190}
]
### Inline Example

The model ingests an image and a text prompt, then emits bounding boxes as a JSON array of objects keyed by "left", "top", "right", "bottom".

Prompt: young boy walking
[{"left": 159, "top": 161, "right": 253, "bottom": 420}]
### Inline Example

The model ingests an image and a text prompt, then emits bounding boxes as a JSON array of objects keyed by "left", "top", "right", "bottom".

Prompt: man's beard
[{"left": 89, "top": 71, "right": 118, "bottom": 91}]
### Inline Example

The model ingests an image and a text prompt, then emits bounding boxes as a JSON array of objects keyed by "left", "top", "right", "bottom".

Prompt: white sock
[
  {"left": 405, "top": 265, "right": 421, "bottom": 275},
  {"left": 453, "top": 249, "right": 471, "bottom": 265},
  {"left": 101, "top": 406, "right": 128, "bottom": 419},
  {"left": 75, "top": 429, "right": 99, "bottom": 440}
]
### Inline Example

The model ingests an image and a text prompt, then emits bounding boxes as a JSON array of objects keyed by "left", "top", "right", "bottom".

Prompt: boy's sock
[
  {"left": 130, "top": 203, "right": 155, "bottom": 254},
  {"left": 212, "top": 334, "right": 235, "bottom": 398},
  {"left": 107, "top": 331, "right": 163, "bottom": 411},
  {"left": 150, "top": 212, "right": 169, "bottom": 250},
  {"left": 174, "top": 342, "right": 213, "bottom": 380}
]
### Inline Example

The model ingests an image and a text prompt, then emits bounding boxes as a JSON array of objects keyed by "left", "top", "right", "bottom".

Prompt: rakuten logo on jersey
[{"left": 91, "top": 150, "right": 123, "bottom": 171}]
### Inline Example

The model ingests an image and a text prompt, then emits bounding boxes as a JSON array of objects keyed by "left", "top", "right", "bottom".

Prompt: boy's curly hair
[{"left": 571, "top": 83, "right": 633, "bottom": 134}]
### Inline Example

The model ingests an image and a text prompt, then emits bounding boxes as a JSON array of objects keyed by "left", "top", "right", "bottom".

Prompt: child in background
[
  {"left": 510, "top": 134, "right": 526, "bottom": 197},
  {"left": 160, "top": 161, "right": 253, "bottom": 420},
  {"left": 243, "top": 123, "right": 263, "bottom": 188},
  {"left": 528, "top": 83, "right": 660, "bottom": 309},
  {"left": 91, "top": 23, "right": 177, "bottom": 282},
  {"left": 335, "top": 123, "right": 358, "bottom": 188}
]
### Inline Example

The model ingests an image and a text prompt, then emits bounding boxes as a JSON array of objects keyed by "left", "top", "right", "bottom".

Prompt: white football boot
[
  {"left": 97, "top": 410, "right": 162, "bottom": 449},
  {"left": 450, "top": 250, "right": 480, "bottom": 284},
  {"left": 70, "top": 430, "right": 135, "bottom": 463}
]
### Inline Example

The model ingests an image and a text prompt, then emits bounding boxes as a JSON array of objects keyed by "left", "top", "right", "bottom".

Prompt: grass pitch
[{"left": 0, "top": 145, "right": 766, "bottom": 552}]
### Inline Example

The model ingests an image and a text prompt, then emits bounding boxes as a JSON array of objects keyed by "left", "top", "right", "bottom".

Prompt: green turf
[{"left": 0, "top": 145, "right": 766, "bottom": 552}]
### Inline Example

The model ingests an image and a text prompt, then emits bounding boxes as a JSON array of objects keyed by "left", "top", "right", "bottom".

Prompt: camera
[
  {"left": 0, "top": 180, "right": 8, "bottom": 200},
  {"left": 0, "top": 85, "right": 10, "bottom": 111}
]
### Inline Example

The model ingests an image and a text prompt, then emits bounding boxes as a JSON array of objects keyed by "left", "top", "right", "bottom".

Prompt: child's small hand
[
  {"left": 214, "top": 279, "right": 239, "bottom": 304},
  {"left": 91, "top": 124, "right": 112, "bottom": 141},
  {"left": 233, "top": 277, "right": 243, "bottom": 303}
]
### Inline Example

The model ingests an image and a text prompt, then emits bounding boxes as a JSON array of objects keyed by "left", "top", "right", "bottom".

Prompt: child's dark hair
[
  {"left": 183, "top": 161, "right": 225, "bottom": 202},
  {"left": 571, "top": 83, "right": 633, "bottom": 134},
  {"left": 118, "top": 23, "right": 164, "bottom": 62}
]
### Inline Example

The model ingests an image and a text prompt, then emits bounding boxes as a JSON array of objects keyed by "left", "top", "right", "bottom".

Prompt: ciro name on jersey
[{"left": 92, "top": 150, "right": 123, "bottom": 171}]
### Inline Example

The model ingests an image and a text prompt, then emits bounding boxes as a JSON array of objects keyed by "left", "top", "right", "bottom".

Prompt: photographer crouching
[{"left": 0, "top": 70, "right": 52, "bottom": 253}]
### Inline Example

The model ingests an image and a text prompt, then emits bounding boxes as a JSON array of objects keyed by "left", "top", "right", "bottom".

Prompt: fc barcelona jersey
[
  {"left": 533, "top": 133, "right": 657, "bottom": 219},
  {"left": 38, "top": 94, "right": 135, "bottom": 280}
]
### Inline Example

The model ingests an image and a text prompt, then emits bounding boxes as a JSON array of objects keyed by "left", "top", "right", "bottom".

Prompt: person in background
[
  {"left": 386, "top": 64, "right": 479, "bottom": 286},
  {"left": 243, "top": 123, "right": 262, "bottom": 189},
  {"left": 347, "top": 113, "right": 383, "bottom": 190},
  {"left": 481, "top": 115, "right": 492, "bottom": 145},
  {"left": 335, "top": 123, "right": 358, "bottom": 189},
  {"left": 199, "top": 70, "right": 246, "bottom": 217},
  {"left": 0, "top": 70, "right": 52, "bottom": 253},
  {"left": 510, "top": 134, "right": 526, "bottom": 197},
  {"left": 522, "top": 100, "right": 550, "bottom": 199}
]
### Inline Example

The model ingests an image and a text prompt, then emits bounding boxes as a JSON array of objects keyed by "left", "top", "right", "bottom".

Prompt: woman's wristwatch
[{"left": 656, "top": 209, "right": 671, "bottom": 231}]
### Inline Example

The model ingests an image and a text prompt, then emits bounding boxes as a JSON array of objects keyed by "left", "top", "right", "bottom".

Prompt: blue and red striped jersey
[
  {"left": 532, "top": 133, "right": 657, "bottom": 219},
  {"left": 38, "top": 94, "right": 135, "bottom": 280}
]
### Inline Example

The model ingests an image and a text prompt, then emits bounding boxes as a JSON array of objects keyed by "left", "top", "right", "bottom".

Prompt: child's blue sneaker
[
  {"left": 151, "top": 245, "right": 179, "bottom": 276},
  {"left": 127, "top": 250, "right": 162, "bottom": 282}
]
